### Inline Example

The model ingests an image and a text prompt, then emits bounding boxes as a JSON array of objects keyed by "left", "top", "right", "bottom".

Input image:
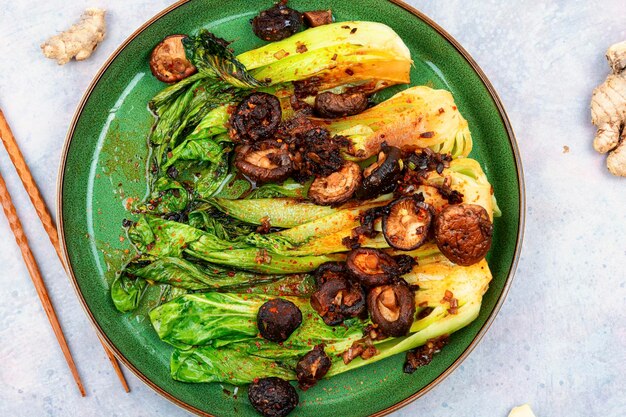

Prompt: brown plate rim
[{"left": 56, "top": 1, "right": 526, "bottom": 416}]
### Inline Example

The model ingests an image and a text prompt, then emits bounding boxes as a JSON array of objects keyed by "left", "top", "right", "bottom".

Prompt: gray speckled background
[{"left": 0, "top": 1, "right": 624, "bottom": 416}]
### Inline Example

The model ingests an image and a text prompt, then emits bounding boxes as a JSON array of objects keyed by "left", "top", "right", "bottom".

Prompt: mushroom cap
[
  {"left": 314, "top": 91, "right": 369, "bottom": 118},
  {"left": 308, "top": 161, "right": 362, "bottom": 205},
  {"left": 248, "top": 377, "right": 299, "bottom": 417},
  {"left": 346, "top": 248, "right": 397, "bottom": 287},
  {"left": 434, "top": 203, "right": 493, "bottom": 266},
  {"left": 251, "top": 3, "right": 303, "bottom": 42},
  {"left": 257, "top": 298, "right": 303, "bottom": 343},
  {"left": 235, "top": 142, "right": 293, "bottom": 183},
  {"left": 231, "top": 92, "right": 282, "bottom": 143},
  {"left": 296, "top": 344, "right": 332, "bottom": 390},
  {"left": 382, "top": 197, "right": 432, "bottom": 251},
  {"left": 357, "top": 145, "right": 402, "bottom": 200},
  {"left": 367, "top": 282, "right": 415, "bottom": 337},
  {"left": 149, "top": 35, "right": 197, "bottom": 83}
]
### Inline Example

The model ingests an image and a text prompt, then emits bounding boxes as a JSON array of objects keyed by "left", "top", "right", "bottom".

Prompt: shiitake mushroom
[
  {"left": 308, "top": 161, "right": 362, "bottom": 205},
  {"left": 248, "top": 377, "right": 299, "bottom": 417},
  {"left": 231, "top": 93, "right": 282, "bottom": 143},
  {"left": 295, "top": 344, "right": 332, "bottom": 390},
  {"left": 251, "top": 1, "right": 303, "bottom": 42},
  {"left": 345, "top": 248, "right": 398, "bottom": 287},
  {"left": 313, "top": 261, "right": 348, "bottom": 286},
  {"left": 235, "top": 141, "right": 293, "bottom": 183},
  {"left": 382, "top": 197, "right": 432, "bottom": 251},
  {"left": 314, "top": 91, "right": 369, "bottom": 118},
  {"left": 302, "top": 10, "right": 333, "bottom": 27},
  {"left": 310, "top": 276, "right": 366, "bottom": 326},
  {"left": 149, "top": 35, "right": 197, "bottom": 83},
  {"left": 257, "top": 298, "right": 302, "bottom": 343},
  {"left": 434, "top": 203, "right": 493, "bottom": 266},
  {"left": 357, "top": 145, "right": 403, "bottom": 199},
  {"left": 367, "top": 282, "right": 415, "bottom": 337}
]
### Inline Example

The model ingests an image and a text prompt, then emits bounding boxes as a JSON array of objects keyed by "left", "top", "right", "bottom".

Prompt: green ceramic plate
[{"left": 58, "top": 1, "right": 524, "bottom": 416}]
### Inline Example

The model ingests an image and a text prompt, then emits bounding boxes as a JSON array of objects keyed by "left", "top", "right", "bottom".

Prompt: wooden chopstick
[
  {"left": 0, "top": 109, "right": 130, "bottom": 393},
  {"left": 0, "top": 169, "right": 86, "bottom": 396}
]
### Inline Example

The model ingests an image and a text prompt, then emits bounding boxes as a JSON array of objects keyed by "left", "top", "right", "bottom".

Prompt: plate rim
[{"left": 56, "top": 1, "right": 526, "bottom": 416}]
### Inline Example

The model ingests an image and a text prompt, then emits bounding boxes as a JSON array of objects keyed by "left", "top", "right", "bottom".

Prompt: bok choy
[{"left": 109, "top": 12, "right": 503, "bottom": 402}]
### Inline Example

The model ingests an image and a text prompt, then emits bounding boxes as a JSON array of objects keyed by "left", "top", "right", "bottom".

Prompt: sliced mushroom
[
  {"left": 310, "top": 277, "right": 366, "bottom": 326},
  {"left": 357, "top": 145, "right": 403, "bottom": 199},
  {"left": 346, "top": 248, "right": 398, "bottom": 287},
  {"left": 257, "top": 298, "right": 303, "bottom": 343},
  {"left": 248, "top": 377, "right": 299, "bottom": 417},
  {"left": 295, "top": 344, "right": 332, "bottom": 390},
  {"left": 382, "top": 197, "right": 432, "bottom": 251},
  {"left": 149, "top": 35, "right": 197, "bottom": 83},
  {"left": 308, "top": 161, "right": 362, "bottom": 205},
  {"left": 231, "top": 92, "right": 282, "bottom": 143},
  {"left": 303, "top": 10, "right": 333, "bottom": 27},
  {"left": 314, "top": 91, "right": 369, "bottom": 118},
  {"left": 251, "top": 2, "right": 303, "bottom": 42},
  {"left": 367, "top": 282, "right": 415, "bottom": 337},
  {"left": 235, "top": 141, "right": 293, "bottom": 183},
  {"left": 434, "top": 204, "right": 493, "bottom": 266},
  {"left": 314, "top": 261, "right": 348, "bottom": 286}
]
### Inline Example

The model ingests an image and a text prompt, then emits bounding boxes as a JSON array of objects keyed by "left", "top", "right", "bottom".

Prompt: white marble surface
[{"left": 0, "top": 1, "right": 625, "bottom": 416}]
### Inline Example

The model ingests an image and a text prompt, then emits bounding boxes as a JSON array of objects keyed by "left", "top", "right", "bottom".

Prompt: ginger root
[
  {"left": 41, "top": 8, "right": 106, "bottom": 65},
  {"left": 591, "top": 40, "right": 626, "bottom": 177}
]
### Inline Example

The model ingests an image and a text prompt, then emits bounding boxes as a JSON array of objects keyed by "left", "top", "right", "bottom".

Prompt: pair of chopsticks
[{"left": 0, "top": 109, "right": 130, "bottom": 395}]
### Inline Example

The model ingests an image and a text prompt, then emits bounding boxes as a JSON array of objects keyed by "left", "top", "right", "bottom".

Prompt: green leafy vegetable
[
  {"left": 150, "top": 292, "right": 366, "bottom": 352},
  {"left": 210, "top": 197, "right": 336, "bottom": 228},
  {"left": 186, "top": 248, "right": 345, "bottom": 274},
  {"left": 171, "top": 346, "right": 295, "bottom": 384},
  {"left": 134, "top": 177, "right": 189, "bottom": 214},
  {"left": 246, "top": 178, "right": 311, "bottom": 199},
  {"left": 124, "top": 255, "right": 314, "bottom": 294},
  {"left": 183, "top": 30, "right": 267, "bottom": 88},
  {"left": 110, "top": 274, "right": 146, "bottom": 313}
]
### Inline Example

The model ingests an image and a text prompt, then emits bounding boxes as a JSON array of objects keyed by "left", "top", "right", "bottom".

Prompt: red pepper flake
[
  {"left": 448, "top": 297, "right": 459, "bottom": 314},
  {"left": 452, "top": 106, "right": 457, "bottom": 110},
  {"left": 420, "top": 131, "right": 435, "bottom": 138},
  {"left": 296, "top": 42, "right": 308, "bottom": 53},
  {"left": 273, "top": 49, "right": 289, "bottom": 60},
  {"left": 350, "top": 27, "right": 358, "bottom": 34},
  {"left": 331, "top": 53, "right": 338, "bottom": 61},
  {"left": 255, "top": 249, "right": 272, "bottom": 264},
  {"left": 341, "top": 25, "right": 350, "bottom": 29},
  {"left": 345, "top": 68, "right": 354, "bottom": 76},
  {"left": 256, "top": 216, "right": 272, "bottom": 234},
  {"left": 440, "top": 290, "right": 458, "bottom": 314}
]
